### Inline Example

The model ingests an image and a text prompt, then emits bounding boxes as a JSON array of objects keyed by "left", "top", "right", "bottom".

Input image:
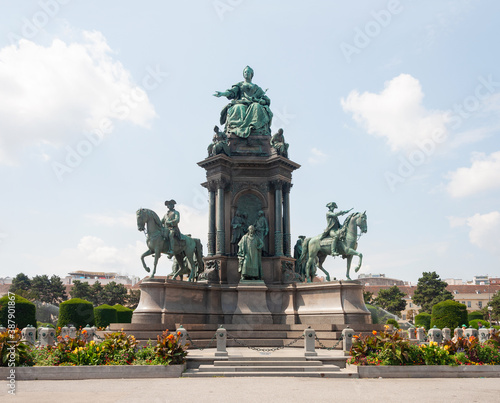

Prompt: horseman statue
[
  {"left": 320, "top": 202, "right": 352, "bottom": 257},
  {"left": 136, "top": 200, "right": 204, "bottom": 281}
]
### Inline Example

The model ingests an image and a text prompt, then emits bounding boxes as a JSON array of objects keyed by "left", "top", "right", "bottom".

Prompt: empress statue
[{"left": 214, "top": 66, "right": 273, "bottom": 138}]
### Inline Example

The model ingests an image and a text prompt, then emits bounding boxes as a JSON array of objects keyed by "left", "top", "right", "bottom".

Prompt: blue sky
[{"left": 0, "top": 0, "right": 499, "bottom": 284}]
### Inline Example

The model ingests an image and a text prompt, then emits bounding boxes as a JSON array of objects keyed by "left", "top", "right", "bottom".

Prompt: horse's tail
[
  {"left": 299, "top": 237, "right": 310, "bottom": 265},
  {"left": 194, "top": 238, "right": 204, "bottom": 275}
]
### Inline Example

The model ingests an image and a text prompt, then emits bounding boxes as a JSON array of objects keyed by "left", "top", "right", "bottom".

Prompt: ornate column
[
  {"left": 273, "top": 180, "right": 283, "bottom": 257},
  {"left": 215, "top": 179, "right": 227, "bottom": 255},
  {"left": 283, "top": 182, "right": 292, "bottom": 257},
  {"left": 207, "top": 182, "right": 216, "bottom": 256}
]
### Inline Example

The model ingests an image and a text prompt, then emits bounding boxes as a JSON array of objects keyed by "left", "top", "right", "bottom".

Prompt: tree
[
  {"left": 363, "top": 290, "right": 373, "bottom": 304},
  {"left": 9, "top": 273, "right": 33, "bottom": 299},
  {"left": 90, "top": 282, "right": 105, "bottom": 306},
  {"left": 430, "top": 300, "right": 468, "bottom": 329},
  {"left": 488, "top": 290, "right": 500, "bottom": 322},
  {"left": 412, "top": 271, "right": 453, "bottom": 314},
  {"left": 126, "top": 289, "right": 140, "bottom": 310},
  {"left": 48, "top": 275, "right": 67, "bottom": 304},
  {"left": 70, "top": 280, "right": 92, "bottom": 301},
  {"left": 373, "top": 286, "right": 406, "bottom": 317},
  {"left": 31, "top": 275, "right": 51, "bottom": 303},
  {"left": 102, "top": 282, "right": 128, "bottom": 306}
]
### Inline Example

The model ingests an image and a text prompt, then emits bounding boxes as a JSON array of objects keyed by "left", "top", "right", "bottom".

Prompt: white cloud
[
  {"left": 0, "top": 31, "right": 156, "bottom": 164},
  {"left": 447, "top": 216, "right": 467, "bottom": 228},
  {"left": 446, "top": 151, "right": 500, "bottom": 198},
  {"left": 308, "top": 147, "right": 328, "bottom": 165},
  {"left": 85, "top": 211, "right": 136, "bottom": 229},
  {"left": 341, "top": 74, "right": 449, "bottom": 152},
  {"left": 466, "top": 212, "right": 500, "bottom": 256}
]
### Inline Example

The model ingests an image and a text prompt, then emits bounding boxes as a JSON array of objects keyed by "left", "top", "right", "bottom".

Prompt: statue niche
[{"left": 231, "top": 192, "right": 267, "bottom": 255}]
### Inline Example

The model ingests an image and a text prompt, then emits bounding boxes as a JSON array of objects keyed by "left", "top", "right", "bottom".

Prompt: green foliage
[
  {"left": 0, "top": 294, "right": 37, "bottom": 329},
  {"left": 94, "top": 304, "right": 118, "bottom": 328},
  {"left": 102, "top": 282, "right": 128, "bottom": 306},
  {"left": 0, "top": 328, "right": 34, "bottom": 367},
  {"left": 366, "top": 304, "right": 379, "bottom": 324},
  {"left": 373, "top": 286, "right": 406, "bottom": 316},
  {"left": 31, "top": 275, "right": 67, "bottom": 305},
  {"left": 70, "top": 281, "right": 129, "bottom": 306},
  {"left": 489, "top": 291, "right": 500, "bottom": 322},
  {"left": 413, "top": 271, "right": 454, "bottom": 314},
  {"left": 430, "top": 300, "right": 468, "bottom": 329},
  {"left": 113, "top": 304, "right": 133, "bottom": 323},
  {"left": 420, "top": 342, "right": 455, "bottom": 365},
  {"left": 386, "top": 318, "right": 400, "bottom": 329},
  {"left": 363, "top": 290, "right": 373, "bottom": 304},
  {"left": 414, "top": 312, "right": 431, "bottom": 330},
  {"left": 70, "top": 280, "right": 92, "bottom": 301},
  {"left": 154, "top": 330, "right": 188, "bottom": 365},
  {"left": 57, "top": 298, "right": 95, "bottom": 328},
  {"left": 468, "top": 311, "right": 484, "bottom": 321},
  {"left": 126, "top": 289, "right": 141, "bottom": 309},
  {"left": 9, "top": 273, "right": 34, "bottom": 300},
  {"left": 468, "top": 319, "right": 490, "bottom": 329}
]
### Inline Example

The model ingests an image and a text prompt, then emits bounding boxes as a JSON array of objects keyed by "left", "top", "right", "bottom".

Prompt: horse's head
[
  {"left": 136, "top": 208, "right": 147, "bottom": 232},
  {"left": 358, "top": 211, "right": 368, "bottom": 234}
]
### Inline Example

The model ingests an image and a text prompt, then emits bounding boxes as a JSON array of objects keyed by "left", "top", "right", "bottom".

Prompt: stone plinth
[{"left": 133, "top": 278, "right": 371, "bottom": 326}]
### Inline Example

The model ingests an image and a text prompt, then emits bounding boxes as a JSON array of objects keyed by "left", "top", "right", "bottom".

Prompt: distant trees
[
  {"left": 488, "top": 290, "right": 500, "bottom": 322},
  {"left": 412, "top": 271, "right": 453, "bottom": 314},
  {"left": 373, "top": 285, "right": 407, "bottom": 317},
  {"left": 363, "top": 290, "right": 374, "bottom": 305},
  {"left": 10, "top": 273, "right": 67, "bottom": 304},
  {"left": 70, "top": 280, "right": 129, "bottom": 306}
]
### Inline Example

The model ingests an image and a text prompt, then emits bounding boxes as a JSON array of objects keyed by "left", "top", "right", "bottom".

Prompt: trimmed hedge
[
  {"left": 468, "top": 311, "right": 484, "bottom": 321},
  {"left": 414, "top": 312, "right": 431, "bottom": 330},
  {"left": 366, "top": 304, "right": 379, "bottom": 324},
  {"left": 94, "top": 304, "right": 117, "bottom": 328},
  {"left": 0, "top": 294, "right": 36, "bottom": 329},
  {"left": 430, "top": 300, "right": 468, "bottom": 330},
  {"left": 113, "top": 304, "right": 133, "bottom": 323},
  {"left": 57, "top": 298, "right": 94, "bottom": 328},
  {"left": 469, "top": 319, "right": 490, "bottom": 329}
]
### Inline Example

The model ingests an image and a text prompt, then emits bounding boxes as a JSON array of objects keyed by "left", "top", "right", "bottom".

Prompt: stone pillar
[
  {"left": 282, "top": 183, "right": 292, "bottom": 257},
  {"left": 215, "top": 326, "right": 228, "bottom": 357},
  {"left": 273, "top": 181, "right": 283, "bottom": 257},
  {"left": 454, "top": 327, "right": 463, "bottom": 339},
  {"left": 216, "top": 180, "right": 226, "bottom": 255},
  {"left": 442, "top": 328, "right": 451, "bottom": 342},
  {"left": 81, "top": 325, "right": 94, "bottom": 342},
  {"left": 427, "top": 326, "right": 443, "bottom": 344},
  {"left": 207, "top": 184, "right": 216, "bottom": 256},
  {"left": 176, "top": 325, "right": 188, "bottom": 348},
  {"left": 408, "top": 327, "right": 416, "bottom": 340},
  {"left": 38, "top": 327, "right": 56, "bottom": 346},
  {"left": 21, "top": 325, "right": 36, "bottom": 345},
  {"left": 304, "top": 327, "right": 317, "bottom": 357},
  {"left": 342, "top": 326, "right": 353, "bottom": 353},
  {"left": 464, "top": 327, "right": 477, "bottom": 339},
  {"left": 416, "top": 327, "right": 425, "bottom": 342},
  {"left": 478, "top": 328, "right": 490, "bottom": 343}
]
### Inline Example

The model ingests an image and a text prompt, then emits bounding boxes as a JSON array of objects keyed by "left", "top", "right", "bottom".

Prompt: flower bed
[
  {"left": 1, "top": 328, "right": 187, "bottom": 368},
  {"left": 348, "top": 328, "right": 500, "bottom": 366}
]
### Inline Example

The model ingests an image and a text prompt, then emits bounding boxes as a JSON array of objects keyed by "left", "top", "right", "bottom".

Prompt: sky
[{"left": 0, "top": 0, "right": 499, "bottom": 284}]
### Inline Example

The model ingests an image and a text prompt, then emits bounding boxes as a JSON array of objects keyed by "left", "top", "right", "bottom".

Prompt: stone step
[
  {"left": 182, "top": 369, "right": 358, "bottom": 378},
  {"left": 213, "top": 360, "right": 323, "bottom": 366},
  {"left": 196, "top": 364, "right": 340, "bottom": 372}
]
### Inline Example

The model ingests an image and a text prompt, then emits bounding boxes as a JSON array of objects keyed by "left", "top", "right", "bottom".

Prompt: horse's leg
[
  {"left": 344, "top": 248, "right": 363, "bottom": 274},
  {"left": 345, "top": 255, "right": 353, "bottom": 280},
  {"left": 186, "top": 255, "right": 196, "bottom": 282},
  {"left": 151, "top": 247, "right": 162, "bottom": 278},
  {"left": 317, "top": 254, "right": 330, "bottom": 281},
  {"left": 141, "top": 250, "right": 154, "bottom": 273}
]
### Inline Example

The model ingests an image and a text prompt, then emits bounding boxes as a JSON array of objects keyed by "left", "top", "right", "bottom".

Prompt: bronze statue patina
[
  {"left": 320, "top": 202, "right": 353, "bottom": 256},
  {"left": 293, "top": 235, "right": 306, "bottom": 279},
  {"left": 230, "top": 210, "right": 247, "bottom": 245},
  {"left": 254, "top": 210, "right": 269, "bottom": 254},
  {"left": 301, "top": 211, "right": 367, "bottom": 282},
  {"left": 207, "top": 125, "right": 230, "bottom": 157},
  {"left": 214, "top": 66, "right": 273, "bottom": 138},
  {"left": 136, "top": 207, "right": 204, "bottom": 280},
  {"left": 270, "top": 128, "right": 289, "bottom": 157},
  {"left": 161, "top": 199, "right": 182, "bottom": 257},
  {"left": 237, "top": 225, "right": 264, "bottom": 280}
]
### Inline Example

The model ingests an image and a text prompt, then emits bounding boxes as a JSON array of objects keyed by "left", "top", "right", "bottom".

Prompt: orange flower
[
  {"left": 167, "top": 334, "right": 174, "bottom": 340},
  {"left": 82, "top": 330, "right": 87, "bottom": 334},
  {"left": 372, "top": 330, "right": 377, "bottom": 335},
  {"left": 177, "top": 331, "right": 181, "bottom": 336}
]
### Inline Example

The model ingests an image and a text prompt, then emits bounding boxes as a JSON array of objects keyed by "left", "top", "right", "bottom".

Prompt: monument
[{"left": 132, "top": 67, "right": 371, "bottom": 328}]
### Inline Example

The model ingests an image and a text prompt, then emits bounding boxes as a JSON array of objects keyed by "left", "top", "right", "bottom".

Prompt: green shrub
[
  {"left": 468, "top": 319, "right": 490, "bottom": 329},
  {"left": 414, "top": 312, "right": 431, "bottom": 329},
  {"left": 366, "top": 304, "right": 379, "bottom": 324},
  {"left": 430, "top": 300, "right": 468, "bottom": 329},
  {"left": 94, "top": 304, "right": 117, "bottom": 328},
  {"left": 113, "top": 304, "right": 133, "bottom": 323},
  {"left": 386, "top": 318, "right": 400, "bottom": 329},
  {"left": 0, "top": 294, "right": 37, "bottom": 329},
  {"left": 468, "top": 311, "right": 484, "bottom": 321},
  {"left": 57, "top": 298, "right": 94, "bottom": 328}
]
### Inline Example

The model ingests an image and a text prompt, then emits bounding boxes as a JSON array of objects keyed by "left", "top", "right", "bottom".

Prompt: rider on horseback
[
  {"left": 320, "top": 202, "right": 352, "bottom": 256},
  {"left": 162, "top": 199, "right": 181, "bottom": 258}
]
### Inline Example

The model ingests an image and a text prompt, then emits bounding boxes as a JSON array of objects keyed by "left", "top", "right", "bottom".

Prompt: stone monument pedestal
[{"left": 232, "top": 282, "right": 273, "bottom": 325}]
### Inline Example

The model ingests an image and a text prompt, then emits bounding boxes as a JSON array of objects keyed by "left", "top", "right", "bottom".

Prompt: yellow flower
[
  {"left": 89, "top": 340, "right": 95, "bottom": 346},
  {"left": 444, "top": 345, "right": 449, "bottom": 350},
  {"left": 73, "top": 348, "right": 78, "bottom": 354},
  {"left": 372, "top": 330, "right": 377, "bottom": 335}
]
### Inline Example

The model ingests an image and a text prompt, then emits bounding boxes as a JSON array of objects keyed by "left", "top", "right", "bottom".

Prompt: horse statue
[
  {"left": 300, "top": 211, "right": 367, "bottom": 282},
  {"left": 136, "top": 208, "right": 204, "bottom": 281}
]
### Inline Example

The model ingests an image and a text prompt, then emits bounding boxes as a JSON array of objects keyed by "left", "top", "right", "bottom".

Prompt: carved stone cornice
[{"left": 231, "top": 180, "right": 270, "bottom": 195}]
